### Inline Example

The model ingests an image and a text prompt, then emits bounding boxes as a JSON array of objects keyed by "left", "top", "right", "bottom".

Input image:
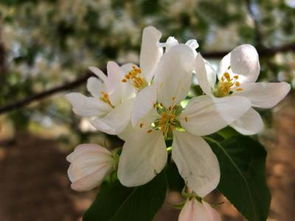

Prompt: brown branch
[
  {"left": 0, "top": 43, "right": 294, "bottom": 115},
  {"left": 0, "top": 72, "right": 93, "bottom": 114}
]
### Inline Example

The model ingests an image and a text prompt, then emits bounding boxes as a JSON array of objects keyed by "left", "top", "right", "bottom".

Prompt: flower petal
[
  {"left": 140, "top": 26, "right": 163, "bottom": 82},
  {"left": 66, "top": 144, "right": 111, "bottom": 163},
  {"left": 230, "top": 108, "right": 264, "bottom": 135},
  {"left": 159, "top": 36, "right": 179, "bottom": 51},
  {"left": 172, "top": 131, "right": 220, "bottom": 197},
  {"left": 179, "top": 199, "right": 221, "bottom": 221},
  {"left": 218, "top": 44, "right": 260, "bottom": 83},
  {"left": 87, "top": 77, "right": 104, "bottom": 98},
  {"left": 154, "top": 44, "right": 195, "bottom": 107},
  {"left": 65, "top": 92, "right": 110, "bottom": 117},
  {"left": 106, "top": 61, "right": 125, "bottom": 90},
  {"left": 91, "top": 99, "right": 134, "bottom": 135},
  {"left": 67, "top": 144, "right": 113, "bottom": 191},
  {"left": 236, "top": 82, "right": 291, "bottom": 108},
  {"left": 70, "top": 164, "right": 111, "bottom": 191},
  {"left": 195, "top": 54, "right": 214, "bottom": 95},
  {"left": 203, "top": 202, "right": 222, "bottom": 221},
  {"left": 185, "top": 39, "right": 199, "bottom": 50},
  {"left": 131, "top": 84, "right": 157, "bottom": 126},
  {"left": 89, "top": 66, "right": 108, "bottom": 82},
  {"left": 118, "top": 129, "right": 167, "bottom": 187},
  {"left": 218, "top": 52, "right": 231, "bottom": 80},
  {"left": 180, "top": 95, "right": 251, "bottom": 136},
  {"left": 230, "top": 44, "right": 260, "bottom": 83}
]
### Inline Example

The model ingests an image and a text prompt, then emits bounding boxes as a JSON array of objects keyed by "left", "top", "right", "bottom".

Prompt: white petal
[
  {"left": 65, "top": 93, "right": 110, "bottom": 117},
  {"left": 107, "top": 62, "right": 136, "bottom": 104},
  {"left": 203, "top": 202, "right": 222, "bottom": 221},
  {"left": 231, "top": 44, "right": 260, "bottom": 83},
  {"left": 118, "top": 129, "right": 167, "bottom": 187},
  {"left": 218, "top": 52, "right": 231, "bottom": 80},
  {"left": 70, "top": 164, "right": 111, "bottom": 191},
  {"left": 106, "top": 61, "right": 125, "bottom": 91},
  {"left": 131, "top": 85, "right": 157, "bottom": 125},
  {"left": 218, "top": 44, "right": 260, "bottom": 83},
  {"left": 158, "top": 36, "right": 179, "bottom": 52},
  {"left": 87, "top": 77, "right": 104, "bottom": 98},
  {"left": 179, "top": 199, "right": 221, "bottom": 221},
  {"left": 154, "top": 44, "right": 195, "bottom": 107},
  {"left": 204, "top": 60, "right": 217, "bottom": 89},
  {"left": 235, "top": 82, "right": 291, "bottom": 108},
  {"left": 172, "top": 131, "right": 220, "bottom": 197},
  {"left": 66, "top": 144, "right": 113, "bottom": 191},
  {"left": 89, "top": 66, "right": 108, "bottom": 82},
  {"left": 185, "top": 39, "right": 199, "bottom": 50},
  {"left": 140, "top": 26, "right": 163, "bottom": 82},
  {"left": 66, "top": 144, "right": 111, "bottom": 163},
  {"left": 230, "top": 108, "right": 264, "bottom": 135},
  {"left": 195, "top": 54, "right": 214, "bottom": 95},
  {"left": 180, "top": 95, "right": 251, "bottom": 136},
  {"left": 91, "top": 99, "right": 134, "bottom": 135}
]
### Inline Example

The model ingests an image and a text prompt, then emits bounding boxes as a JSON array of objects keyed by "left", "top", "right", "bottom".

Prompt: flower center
[
  {"left": 152, "top": 103, "right": 182, "bottom": 139},
  {"left": 121, "top": 66, "right": 148, "bottom": 90},
  {"left": 214, "top": 72, "right": 243, "bottom": 97},
  {"left": 99, "top": 91, "right": 114, "bottom": 108}
]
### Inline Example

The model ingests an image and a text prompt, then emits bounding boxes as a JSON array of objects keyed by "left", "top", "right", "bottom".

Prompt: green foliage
[
  {"left": 84, "top": 172, "right": 167, "bottom": 221},
  {"left": 0, "top": 0, "right": 293, "bottom": 136},
  {"left": 207, "top": 135, "right": 271, "bottom": 221}
]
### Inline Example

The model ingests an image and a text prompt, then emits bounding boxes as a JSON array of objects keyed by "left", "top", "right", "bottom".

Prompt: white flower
[
  {"left": 120, "top": 26, "right": 163, "bottom": 90},
  {"left": 117, "top": 44, "right": 251, "bottom": 197},
  {"left": 179, "top": 198, "right": 221, "bottom": 221},
  {"left": 159, "top": 36, "right": 199, "bottom": 56},
  {"left": 195, "top": 44, "right": 291, "bottom": 135},
  {"left": 66, "top": 61, "right": 135, "bottom": 135},
  {"left": 66, "top": 144, "right": 114, "bottom": 191}
]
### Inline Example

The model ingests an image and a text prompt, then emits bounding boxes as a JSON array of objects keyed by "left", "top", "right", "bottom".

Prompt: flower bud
[
  {"left": 66, "top": 144, "right": 114, "bottom": 191},
  {"left": 179, "top": 198, "right": 221, "bottom": 221}
]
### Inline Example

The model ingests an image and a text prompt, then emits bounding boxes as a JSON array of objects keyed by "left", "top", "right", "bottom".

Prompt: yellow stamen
[
  {"left": 214, "top": 72, "right": 243, "bottom": 97},
  {"left": 99, "top": 91, "right": 114, "bottom": 108},
  {"left": 121, "top": 66, "right": 147, "bottom": 90}
]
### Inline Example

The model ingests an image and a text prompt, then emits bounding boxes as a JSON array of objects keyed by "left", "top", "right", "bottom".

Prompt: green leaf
[
  {"left": 207, "top": 135, "right": 271, "bottom": 221},
  {"left": 83, "top": 172, "right": 167, "bottom": 221}
]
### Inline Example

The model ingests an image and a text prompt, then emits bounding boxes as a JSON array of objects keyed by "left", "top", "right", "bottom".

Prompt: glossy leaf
[
  {"left": 207, "top": 135, "right": 271, "bottom": 221},
  {"left": 83, "top": 172, "right": 167, "bottom": 221}
]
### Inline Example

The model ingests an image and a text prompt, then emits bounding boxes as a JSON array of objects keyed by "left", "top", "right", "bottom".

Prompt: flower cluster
[{"left": 65, "top": 26, "right": 290, "bottom": 220}]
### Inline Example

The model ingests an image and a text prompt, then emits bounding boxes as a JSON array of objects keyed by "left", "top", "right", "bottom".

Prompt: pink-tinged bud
[
  {"left": 179, "top": 199, "right": 221, "bottom": 221},
  {"left": 66, "top": 144, "right": 114, "bottom": 192}
]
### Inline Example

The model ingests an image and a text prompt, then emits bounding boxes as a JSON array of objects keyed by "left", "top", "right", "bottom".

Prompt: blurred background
[{"left": 0, "top": 0, "right": 294, "bottom": 220}]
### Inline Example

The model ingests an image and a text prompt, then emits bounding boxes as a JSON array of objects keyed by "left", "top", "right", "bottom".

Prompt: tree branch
[
  {"left": 245, "top": 0, "right": 263, "bottom": 48},
  {"left": 0, "top": 43, "right": 294, "bottom": 115}
]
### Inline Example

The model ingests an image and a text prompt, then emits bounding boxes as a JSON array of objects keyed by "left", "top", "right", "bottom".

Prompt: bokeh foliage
[{"left": 0, "top": 0, "right": 294, "bottom": 144}]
